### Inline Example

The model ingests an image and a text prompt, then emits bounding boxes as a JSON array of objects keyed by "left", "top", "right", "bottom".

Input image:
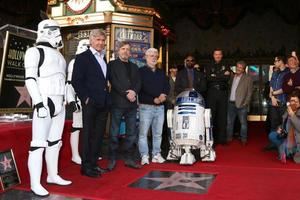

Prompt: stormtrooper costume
[
  {"left": 65, "top": 39, "right": 89, "bottom": 165},
  {"left": 24, "top": 19, "right": 71, "bottom": 197}
]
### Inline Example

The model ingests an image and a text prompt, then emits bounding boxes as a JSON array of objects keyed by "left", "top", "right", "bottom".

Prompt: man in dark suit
[
  {"left": 107, "top": 41, "right": 141, "bottom": 170},
  {"left": 175, "top": 54, "right": 207, "bottom": 96},
  {"left": 72, "top": 29, "right": 110, "bottom": 178}
]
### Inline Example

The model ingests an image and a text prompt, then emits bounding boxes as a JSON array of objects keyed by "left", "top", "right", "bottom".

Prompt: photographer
[{"left": 268, "top": 89, "right": 300, "bottom": 163}]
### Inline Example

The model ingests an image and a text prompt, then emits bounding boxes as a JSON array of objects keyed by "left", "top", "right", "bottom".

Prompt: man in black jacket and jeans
[{"left": 107, "top": 41, "right": 141, "bottom": 170}]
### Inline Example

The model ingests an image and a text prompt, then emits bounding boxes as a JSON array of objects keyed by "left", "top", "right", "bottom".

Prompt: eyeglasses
[{"left": 186, "top": 60, "right": 195, "bottom": 62}]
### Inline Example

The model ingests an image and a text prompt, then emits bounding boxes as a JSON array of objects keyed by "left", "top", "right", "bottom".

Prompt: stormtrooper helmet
[
  {"left": 76, "top": 39, "right": 89, "bottom": 54},
  {"left": 36, "top": 19, "right": 63, "bottom": 49}
]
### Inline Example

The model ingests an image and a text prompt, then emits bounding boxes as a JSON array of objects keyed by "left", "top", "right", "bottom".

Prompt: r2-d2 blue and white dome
[{"left": 167, "top": 89, "right": 216, "bottom": 165}]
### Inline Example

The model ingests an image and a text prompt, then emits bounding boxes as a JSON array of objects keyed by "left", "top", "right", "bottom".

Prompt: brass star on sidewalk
[{"left": 145, "top": 172, "right": 214, "bottom": 190}]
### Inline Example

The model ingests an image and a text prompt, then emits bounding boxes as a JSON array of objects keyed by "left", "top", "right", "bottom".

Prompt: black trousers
[
  {"left": 269, "top": 104, "right": 286, "bottom": 131},
  {"left": 81, "top": 102, "right": 108, "bottom": 170},
  {"left": 206, "top": 89, "right": 228, "bottom": 144}
]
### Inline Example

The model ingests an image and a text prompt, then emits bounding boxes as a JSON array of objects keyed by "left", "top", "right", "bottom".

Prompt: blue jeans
[
  {"left": 138, "top": 104, "right": 164, "bottom": 157},
  {"left": 109, "top": 107, "right": 137, "bottom": 161},
  {"left": 269, "top": 131, "right": 286, "bottom": 158},
  {"left": 268, "top": 131, "right": 284, "bottom": 147},
  {"left": 227, "top": 102, "right": 248, "bottom": 141},
  {"left": 269, "top": 131, "right": 297, "bottom": 158}
]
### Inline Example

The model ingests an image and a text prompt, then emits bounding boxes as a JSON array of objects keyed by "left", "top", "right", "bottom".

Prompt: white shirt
[
  {"left": 89, "top": 47, "right": 107, "bottom": 77},
  {"left": 229, "top": 74, "right": 242, "bottom": 101}
]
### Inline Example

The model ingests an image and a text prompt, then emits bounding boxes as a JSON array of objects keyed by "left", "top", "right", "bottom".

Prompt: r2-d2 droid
[{"left": 167, "top": 89, "right": 216, "bottom": 165}]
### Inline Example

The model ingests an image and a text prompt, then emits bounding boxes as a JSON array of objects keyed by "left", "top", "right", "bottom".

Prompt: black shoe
[
  {"left": 124, "top": 160, "right": 141, "bottom": 169},
  {"left": 93, "top": 166, "right": 108, "bottom": 174},
  {"left": 107, "top": 160, "right": 116, "bottom": 171},
  {"left": 81, "top": 168, "right": 100, "bottom": 178}
]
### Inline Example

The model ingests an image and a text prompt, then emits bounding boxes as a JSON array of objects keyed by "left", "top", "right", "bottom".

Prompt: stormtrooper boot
[
  {"left": 70, "top": 130, "right": 81, "bottom": 164},
  {"left": 28, "top": 148, "right": 49, "bottom": 197},
  {"left": 46, "top": 142, "right": 72, "bottom": 185}
]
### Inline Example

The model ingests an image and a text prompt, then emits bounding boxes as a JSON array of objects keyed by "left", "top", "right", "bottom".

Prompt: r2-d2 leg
[
  {"left": 166, "top": 109, "right": 182, "bottom": 160},
  {"left": 180, "top": 146, "right": 196, "bottom": 165},
  {"left": 200, "top": 109, "right": 216, "bottom": 161},
  {"left": 167, "top": 139, "right": 182, "bottom": 160}
]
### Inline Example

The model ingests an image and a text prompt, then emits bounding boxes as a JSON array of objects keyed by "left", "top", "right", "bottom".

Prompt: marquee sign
[
  {"left": 111, "top": 24, "right": 153, "bottom": 68},
  {"left": 66, "top": 0, "right": 92, "bottom": 14}
]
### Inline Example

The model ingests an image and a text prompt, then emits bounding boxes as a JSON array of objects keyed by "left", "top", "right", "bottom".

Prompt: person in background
[
  {"left": 66, "top": 39, "right": 90, "bottom": 165},
  {"left": 138, "top": 48, "right": 170, "bottom": 166},
  {"left": 166, "top": 65, "right": 178, "bottom": 109},
  {"left": 227, "top": 61, "right": 253, "bottom": 145},
  {"left": 175, "top": 54, "right": 207, "bottom": 97},
  {"left": 263, "top": 56, "right": 290, "bottom": 151},
  {"left": 205, "top": 48, "right": 231, "bottom": 145},
  {"left": 269, "top": 56, "right": 290, "bottom": 131},
  {"left": 162, "top": 65, "right": 178, "bottom": 154},
  {"left": 282, "top": 53, "right": 300, "bottom": 95},
  {"left": 268, "top": 89, "right": 300, "bottom": 163}
]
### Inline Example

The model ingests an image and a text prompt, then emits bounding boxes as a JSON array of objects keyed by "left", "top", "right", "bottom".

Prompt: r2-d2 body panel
[
  {"left": 173, "top": 93, "right": 205, "bottom": 147},
  {"left": 167, "top": 89, "right": 216, "bottom": 165}
]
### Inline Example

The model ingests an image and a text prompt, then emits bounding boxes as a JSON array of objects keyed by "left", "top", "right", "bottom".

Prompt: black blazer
[
  {"left": 175, "top": 68, "right": 207, "bottom": 96},
  {"left": 107, "top": 58, "right": 141, "bottom": 108},
  {"left": 72, "top": 49, "right": 110, "bottom": 107}
]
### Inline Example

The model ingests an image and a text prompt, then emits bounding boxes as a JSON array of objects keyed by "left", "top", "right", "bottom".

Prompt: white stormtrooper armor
[
  {"left": 166, "top": 89, "right": 216, "bottom": 165},
  {"left": 24, "top": 19, "right": 71, "bottom": 197},
  {"left": 65, "top": 39, "right": 89, "bottom": 165}
]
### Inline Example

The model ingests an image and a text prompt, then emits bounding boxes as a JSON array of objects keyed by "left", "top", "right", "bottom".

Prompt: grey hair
[
  {"left": 89, "top": 29, "right": 106, "bottom": 41},
  {"left": 145, "top": 48, "right": 158, "bottom": 56},
  {"left": 236, "top": 60, "right": 247, "bottom": 68}
]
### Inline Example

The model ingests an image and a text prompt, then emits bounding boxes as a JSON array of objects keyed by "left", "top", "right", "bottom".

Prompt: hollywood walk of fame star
[
  {"left": 15, "top": 85, "right": 31, "bottom": 107},
  {"left": 145, "top": 172, "right": 214, "bottom": 190},
  {"left": 0, "top": 155, "right": 13, "bottom": 171}
]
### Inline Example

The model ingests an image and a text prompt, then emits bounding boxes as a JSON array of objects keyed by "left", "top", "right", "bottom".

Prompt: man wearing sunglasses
[{"left": 175, "top": 54, "right": 207, "bottom": 96}]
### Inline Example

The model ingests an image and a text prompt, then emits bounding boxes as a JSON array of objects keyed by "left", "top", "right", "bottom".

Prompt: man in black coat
[
  {"left": 107, "top": 41, "right": 141, "bottom": 170},
  {"left": 205, "top": 48, "right": 231, "bottom": 145},
  {"left": 175, "top": 54, "right": 207, "bottom": 96},
  {"left": 72, "top": 29, "right": 110, "bottom": 178}
]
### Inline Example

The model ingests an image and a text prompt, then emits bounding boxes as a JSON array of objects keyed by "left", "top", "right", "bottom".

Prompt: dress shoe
[
  {"left": 107, "top": 160, "right": 116, "bottom": 171},
  {"left": 93, "top": 166, "right": 108, "bottom": 174},
  {"left": 81, "top": 168, "right": 100, "bottom": 178},
  {"left": 124, "top": 160, "right": 141, "bottom": 169}
]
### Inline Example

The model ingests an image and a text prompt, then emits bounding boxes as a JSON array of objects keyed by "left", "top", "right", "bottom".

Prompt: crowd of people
[
  {"left": 266, "top": 54, "right": 300, "bottom": 163},
  {"left": 24, "top": 21, "right": 300, "bottom": 196},
  {"left": 71, "top": 29, "right": 300, "bottom": 175}
]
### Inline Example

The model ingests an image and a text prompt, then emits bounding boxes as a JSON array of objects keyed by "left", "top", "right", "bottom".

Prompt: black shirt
[
  {"left": 205, "top": 61, "right": 231, "bottom": 90},
  {"left": 139, "top": 66, "right": 170, "bottom": 105}
]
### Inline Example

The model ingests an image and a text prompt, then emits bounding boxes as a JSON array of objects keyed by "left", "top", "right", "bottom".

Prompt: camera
[{"left": 277, "top": 128, "right": 288, "bottom": 139}]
